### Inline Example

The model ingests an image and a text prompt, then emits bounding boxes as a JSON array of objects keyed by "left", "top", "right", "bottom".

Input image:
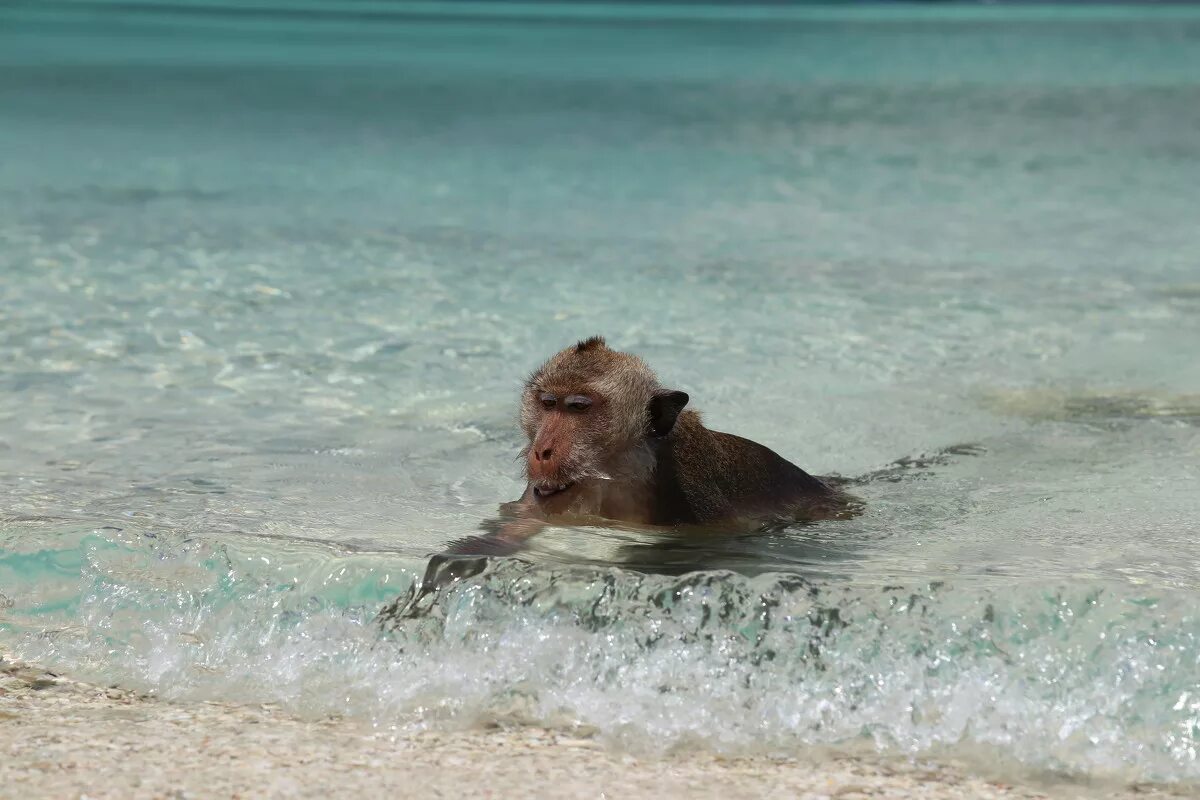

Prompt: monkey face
[
  {"left": 522, "top": 386, "right": 609, "bottom": 497},
  {"left": 519, "top": 337, "right": 689, "bottom": 506}
]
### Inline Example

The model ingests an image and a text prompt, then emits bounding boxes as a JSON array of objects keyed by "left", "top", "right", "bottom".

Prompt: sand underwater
[{"left": 2, "top": 2, "right": 1200, "bottom": 797}]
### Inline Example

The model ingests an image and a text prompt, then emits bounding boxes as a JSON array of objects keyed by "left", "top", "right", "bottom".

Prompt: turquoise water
[{"left": 2, "top": 0, "right": 1200, "bottom": 786}]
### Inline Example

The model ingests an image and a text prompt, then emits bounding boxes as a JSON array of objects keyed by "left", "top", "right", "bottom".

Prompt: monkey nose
[{"left": 534, "top": 447, "right": 553, "bottom": 462}]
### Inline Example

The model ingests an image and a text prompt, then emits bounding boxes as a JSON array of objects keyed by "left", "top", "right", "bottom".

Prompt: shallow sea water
[{"left": 2, "top": 0, "right": 1200, "bottom": 786}]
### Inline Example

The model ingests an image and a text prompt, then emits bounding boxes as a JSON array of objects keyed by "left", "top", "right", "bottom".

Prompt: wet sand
[{"left": 0, "top": 652, "right": 1185, "bottom": 800}]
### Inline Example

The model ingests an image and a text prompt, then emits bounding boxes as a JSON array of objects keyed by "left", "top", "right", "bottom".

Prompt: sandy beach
[{"left": 0, "top": 652, "right": 1186, "bottom": 800}]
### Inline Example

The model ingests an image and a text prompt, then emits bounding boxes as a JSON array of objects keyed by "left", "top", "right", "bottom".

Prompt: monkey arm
[
  {"left": 406, "top": 490, "right": 545, "bottom": 603},
  {"left": 443, "top": 515, "right": 547, "bottom": 557},
  {"left": 439, "top": 487, "right": 546, "bottom": 558}
]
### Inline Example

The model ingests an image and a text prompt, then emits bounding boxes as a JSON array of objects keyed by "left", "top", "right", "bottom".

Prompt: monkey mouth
[{"left": 532, "top": 481, "right": 576, "bottom": 499}]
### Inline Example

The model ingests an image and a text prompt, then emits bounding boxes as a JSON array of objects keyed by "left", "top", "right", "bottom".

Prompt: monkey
[
  {"left": 444, "top": 336, "right": 858, "bottom": 559},
  {"left": 381, "top": 339, "right": 984, "bottom": 622}
]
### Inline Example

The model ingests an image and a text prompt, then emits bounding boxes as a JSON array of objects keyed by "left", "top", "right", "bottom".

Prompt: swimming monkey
[
  {"left": 383, "top": 341, "right": 983, "bottom": 622},
  {"left": 449, "top": 336, "right": 857, "bottom": 558}
]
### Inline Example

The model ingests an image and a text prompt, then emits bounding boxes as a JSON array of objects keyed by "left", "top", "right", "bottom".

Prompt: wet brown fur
[{"left": 515, "top": 336, "right": 853, "bottom": 528}]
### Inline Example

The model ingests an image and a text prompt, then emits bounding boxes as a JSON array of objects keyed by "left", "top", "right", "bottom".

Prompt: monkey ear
[{"left": 648, "top": 390, "right": 689, "bottom": 437}]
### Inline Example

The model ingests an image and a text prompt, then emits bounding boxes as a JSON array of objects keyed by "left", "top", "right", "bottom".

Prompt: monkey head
[{"left": 519, "top": 336, "right": 689, "bottom": 503}]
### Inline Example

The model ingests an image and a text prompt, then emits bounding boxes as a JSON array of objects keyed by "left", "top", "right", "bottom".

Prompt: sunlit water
[{"left": 2, "top": 1, "right": 1200, "bottom": 786}]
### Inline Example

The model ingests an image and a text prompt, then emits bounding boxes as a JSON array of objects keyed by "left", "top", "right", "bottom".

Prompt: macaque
[
  {"left": 446, "top": 336, "right": 856, "bottom": 558},
  {"left": 385, "top": 344, "right": 980, "bottom": 619}
]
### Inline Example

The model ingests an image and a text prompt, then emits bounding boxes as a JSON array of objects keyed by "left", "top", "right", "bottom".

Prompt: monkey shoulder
[{"left": 652, "top": 412, "right": 841, "bottom": 525}]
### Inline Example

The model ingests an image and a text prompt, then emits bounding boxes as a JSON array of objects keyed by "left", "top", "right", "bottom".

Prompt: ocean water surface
[{"left": 2, "top": 0, "right": 1200, "bottom": 787}]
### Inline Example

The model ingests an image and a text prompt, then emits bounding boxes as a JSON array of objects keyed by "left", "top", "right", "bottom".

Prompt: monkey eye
[
  {"left": 564, "top": 395, "right": 592, "bottom": 412},
  {"left": 539, "top": 392, "right": 557, "bottom": 409}
]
